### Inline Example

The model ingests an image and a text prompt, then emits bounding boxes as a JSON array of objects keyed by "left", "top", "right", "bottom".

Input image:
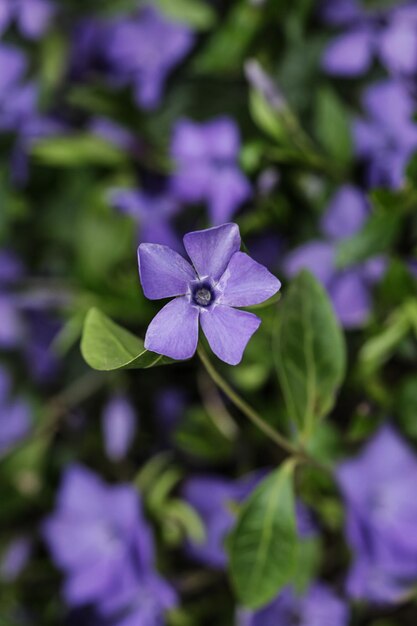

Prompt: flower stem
[{"left": 197, "top": 345, "right": 300, "bottom": 457}]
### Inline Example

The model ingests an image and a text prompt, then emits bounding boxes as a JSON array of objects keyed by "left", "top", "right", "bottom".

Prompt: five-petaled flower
[{"left": 138, "top": 223, "right": 281, "bottom": 365}]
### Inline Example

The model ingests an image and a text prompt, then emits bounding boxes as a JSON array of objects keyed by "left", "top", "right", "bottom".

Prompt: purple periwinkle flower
[
  {"left": 0, "top": 0, "right": 54, "bottom": 39},
  {"left": 138, "top": 223, "right": 281, "bottom": 365},
  {"left": 0, "top": 366, "right": 31, "bottom": 456},
  {"left": 285, "top": 185, "right": 385, "bottom": 328},
  {"left": 43, "top": 464, "right": 176, "bottom": 621},
  {"left": 354, "top": 80, "right": 417, "bottom": 189},
  {"left": 337, "top": 425, "right": 417, "bottom": 604},
  {"left": 237, "top": 583, "right": 349, "bottom": 626},
  {"left": 171, "top": 117, "right": 252, "bottom": 224},
  {"left": 110, "top": 187, "right": 181, "bottom": 252},
  {"left": 321, "top": 0, "right": 417, "bottom": 78},
  {"left": 102, "top": 394, "right": 137, "bottom": 462},
  {"left": 104, "top": 6, "right": 194, "bottom": 110}
]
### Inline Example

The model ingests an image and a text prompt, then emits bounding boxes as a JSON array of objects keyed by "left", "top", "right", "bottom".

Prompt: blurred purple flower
[
  {"left": 102, "top": 394, "right": 137, "bottom": 462},
  {"left": 155, "top": 387, "right": 187, "bottom": 437},
  {"left": 0, "top": 537, "right": 31, "bottom": 582},
  {"left": 171, "top": 117, "right": 251, "bottom": 224},
  {"left": 104, "top": 6, "right": 194, "bottom": 110},
  {"left": 110, "top": 187, "right": 181, "bottom": 251},
  {"left": 0, "top": 0, "right": 54, "bottom": 39},
  {"left": 354, "top": 80, "right": 417, "bottom": 189},
  {"left": 321, "top": 0, "right": 417, "bottom": 77},
  {"left": 138, "top": 223, "right": 281, "bottom": 365},
  {"left": 337, "top": 425, "right": 417, "bottom": 604},
  {"left": 237, "top": 583, "right": 349, "bottom": 626},
  {"left": 43, "top": 464, "right": 176, "bottom": 621},
  {"left": 23, "top": 310, "right": 62, "bottom": 384},
  {"left": 89, "top": 118, "right": 139, "bottom": 155},
  {"left": 285, "top": 185, "right": 386, "bottom": 328},
  {"left": 0, "top": 44, "right": 63, "bottom": 184},
  {"left": 0, "top": 249, "right": 24, "bottom": 348},
  {"left": 0, "top": 366, "right": 31, "bottom": 456}
]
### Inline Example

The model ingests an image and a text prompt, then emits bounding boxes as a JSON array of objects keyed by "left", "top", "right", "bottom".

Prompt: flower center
[{"left": 192, "top": 282, "right": 214, "bottom": 307}]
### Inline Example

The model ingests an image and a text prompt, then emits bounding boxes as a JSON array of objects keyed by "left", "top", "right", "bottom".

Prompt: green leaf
[
  {"left": 359, "top": 301, "right": 416, "bottom": 374},
  {"left": 156, "top": 0, "right": 216, "bottom": 29},
  {"left": 336, "top": 208, "right": 402, "bottom": 269},
  {"left": 275, "top": 271, "right": 346, "bottom": 437},
  {"left": 229, "top": 461, "right": 297, "bottom": 609},
  {"left": 81, "top": 308, "right": 174, "bottom": 370},
  {"left": 249, "top": 88, "right": 287, "bottom": 143},
  {"left": 314, "top": 87, "right": 352, "bottom": 166},
  {"left": 193, "top": 3, "right": 262, "bottom": 73},
  {"left": 31, "top": 134, "right": 127, "bottom": 167}
]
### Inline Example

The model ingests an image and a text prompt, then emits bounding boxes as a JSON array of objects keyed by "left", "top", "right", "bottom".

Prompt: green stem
[{"left": 197, "top": 345, "right": 300, "bottom": 457}]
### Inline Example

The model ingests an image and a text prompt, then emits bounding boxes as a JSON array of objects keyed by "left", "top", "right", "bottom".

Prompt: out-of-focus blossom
[
  {"left": 0, "top": 44, "right": 62, "bottom": 184},
  {"left": 337, "top": 425, "right": 417, "bottom": 603},
  {"left": 182, "top": 472, "right": 264, "bottom": 568},
  {"left": 102, "top": 394, "right": 137, "bottom": 462},
  {"left": 0, "top": 0, "right": 54, "bottom": 39},
  {"left": 171, "top": 117, "right": 251, "bottom": 224},
  {"left": 285, "top": 185, "right": 386, "bottom": 328},
  {"left": 110, "top": 187, "right": 181, "bottom": 251},
  {"left": 244, "top": 60, "right": 287, "bottom": 111},
  {"left": 0, "top": 537, "right": 31, "bottom": 582},
  {"left": 0, "top": 366, "right": 31, "bottom": 456},
  {"left": 24, "top": 310, "right": 61, "bottom": 384},
  {"left": 43, "top": 464, "right": 176, "bottom": 622},
  {"left": 138, "top": 223, "right": 280, "bottom": 365},
  {"left": 104, "top": 6, "right": 194, "bottom": 110},
  {"left": 321, "top": 0, "right": 417, "bottom": 77},
  {"left": 353, "top": 80, "right": 417, "bottom": 189},
  {"left": 257, "top": 167, "right": 281, "bottom": 197},
  {"left": 89, "top": 118, "right": 140, "bottom": 155},
  {"left": 155, "top": 387, "right": 187, "bottom": 437},
  {"left": 0, "top": 249, "right": 25, "bottom": 348},
  {"left": 237, "top": 583, "right": 349, "bottom": 626}
]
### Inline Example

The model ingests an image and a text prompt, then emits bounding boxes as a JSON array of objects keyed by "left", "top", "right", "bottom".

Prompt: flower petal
[
  {"left": 331, "top": 272, "right": 371, "bottom": 328},
  {"left": 183, "top": 223, "right": 241, "bottom": 281},
  {"left": 321, "top": 185, "right": 368, "bottom": 242},
  {"left": 138, "top": 244, "right": 195, "bottom": 300},
  {"left": 144, "top": 297, "right": 199, "bottom": 360},
  {"left": 218, "top": 252, "right": 281, "bottom": 307},
  {"left": 378, "top": 19, "right": 417, "bottom": 75},
  {"left": 207, "top": 167, "right": 251, "bottom": 225},
  {"left": 284, "top": 241, "right": 335, "bottom": 287},
  {"left": 322, "top": 29, "right": 374, "bottom": 76},
  {"left": 200, "top": 305, "right": 261, "bottom": 365}
]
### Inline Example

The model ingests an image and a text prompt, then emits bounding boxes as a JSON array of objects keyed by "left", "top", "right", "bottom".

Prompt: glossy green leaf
[
  {"left": 81, "top": 308, "right": 174, "bottom": 371},
  {"left": 275, "top": 271, "right": 346, "bottom": 437},
  {"left": 229, "top": 461, "right": 297, "bottom": 608}
]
